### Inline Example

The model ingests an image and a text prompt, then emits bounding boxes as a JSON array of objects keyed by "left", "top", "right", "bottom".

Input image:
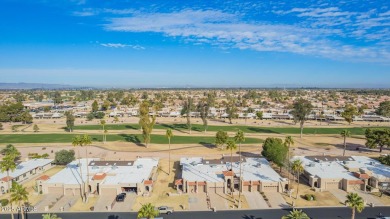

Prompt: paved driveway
[
  {"left": 35, "top": 194, "right": 62, "bottom": 212},
  {"left": 94, "top": 194, "right": 116, "bottom": 211},
  {"left": 264, "top": 192, "right": 289, "bottom": 208},
  {"left": 244, "top": 192, "right": 269, "bottom": 209},
  {"left": 329, "top": 189, "right": 347, "bottom": 205},
  {"left": 209, "top": 192, "right": 229, "bottom": 210},
  {"left": 112, "top": 193, "right": 136, "bottom": 212},
  {"left": 188, "top": 193, "right": 208, "bottom": 211},
  {"left": 353, "top": 188, "right": 383, "bottom": 206},
  {"left": 50, "top": 195, "right": 79, "bottom": 212}
]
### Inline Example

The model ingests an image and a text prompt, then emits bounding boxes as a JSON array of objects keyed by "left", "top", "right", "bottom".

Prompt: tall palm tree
[
  {"left": 282, "top": 209, "right": 310, "bottom": 219},
  {"left": 345, "top": 192, "right": 365, "bottom": 219},
  {"left": 72, "top": 135, "right": 85, "bottom": 201},
  {"left": 42, "top": 213, "right": 62, "bottom": 219},
  {"left": 291, "top": 159, "right": 304, "bottom": 199},
  {"left": 0, "top": 153, "right": 17, "bottom": 194},
  {"left": 166, "top": 129, "right": 174, "bottom": 175},
  {"left": 137, "top": 203, "right": 159, "bottom": 219},
  {"left": 10, "top": 182, "right": 28, "bottom": 219},
  {"left": 340, "top": 130, "right": 351, "bottom": 156},
  {"left": 284, "top": 136, "right": 295, "bottom": 191},
  {"left": 226, "top": 140, "right": 237, "bottom": 193},
  {"left": 100, "top": 120, "right": 106, "bottom": 144},
  {"left": 234, "top": 129, "right": 245, "bottom": 208},
  {"left": 81, "top": 134, "right": 92, "bottom": 196}
]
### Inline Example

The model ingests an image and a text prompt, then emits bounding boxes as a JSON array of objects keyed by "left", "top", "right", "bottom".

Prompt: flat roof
[
  {"left": 46, "top": 158, "right": 159, "bottom": 186},
  {"left": 292, "top": 156, "right": 361, "bottom": 180},
  {"left": 0, "top": 159, "right": 53, "bottom": 180},
  {"left": 180, "top": 157, "right": 285, "bottom": 183},
  {"left": 348, "top": 156, "right": 390, "bottom": 180}
]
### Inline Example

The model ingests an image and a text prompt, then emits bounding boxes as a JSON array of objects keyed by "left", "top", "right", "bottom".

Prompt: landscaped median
[
  {"left": 72, "top": 123, "right": 374, "bottom": 135},
  {"left": 0, "top": 133, "right": 263, "bottom": 144}
]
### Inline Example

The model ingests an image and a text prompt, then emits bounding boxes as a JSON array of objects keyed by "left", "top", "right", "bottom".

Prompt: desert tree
[
  {"left": 290, "top": 98, "right": 313, "bottom": 138},
  {"left": 139, "top": 100, "right": 156, "bottom": 147},
  {"left": 291, "top": 159, "right": 304, "bottom": 199},
  {"left": 282, "top": 209, "right": 310, "bottom": 219},
  {"left": 181, "top": 96, "right": 195, "bottom": 134},
  {"left": 226, "top": 140, "right": 237, "bottom": 192},
  {"left": 166, "top": 129, "right": 174, "bottom": 175},
  {"left": 345, "top": 192, "right": 364, "bottom": 219},
  {"left": 342, "top": 104, "right": 358, "bottom": 125},
  {"left": 234, "top": 129, "right": 245, "bottom": 208},
  {"left": 340, "top": 130, "right": 351, "bottom": 156},
  {"left": 10, "top": 182, "right": 29, "bottom": 219},
  {"left": 215, "top": 130, "right": 228, "bottom": 150},
  {"left": 365, "top": 128, "right": 390, "bottom": 153},
  {"left": 137, "top": 203, "right": 159, "bottom": 219}
]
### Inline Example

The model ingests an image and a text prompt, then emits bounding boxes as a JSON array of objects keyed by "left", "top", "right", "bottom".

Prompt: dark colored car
[{"left": 116, "top": 194, "right": 125, "bottom": 202}]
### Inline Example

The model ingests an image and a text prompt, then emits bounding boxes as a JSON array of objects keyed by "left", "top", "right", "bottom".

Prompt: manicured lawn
[
  {"left": 0, "top": 134, "right": 263, "bottom": 144},
  {"left": 73, "top": 123, "right": 374, "bottom": 135}
]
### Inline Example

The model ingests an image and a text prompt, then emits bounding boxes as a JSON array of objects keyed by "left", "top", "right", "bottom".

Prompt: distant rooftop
[{"left": 0, "top": 159, "right": 53, "bottom": 180}]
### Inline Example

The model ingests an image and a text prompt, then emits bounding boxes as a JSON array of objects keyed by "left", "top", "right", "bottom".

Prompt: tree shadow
[
  {"left": 124, "top": 125, "right": 138, "bottom": 130},
  {"left": 247, "top": 127, "right": 279, "bottom": 134},
  {"left": 199, "top": 141, "right": 215, "bottom": 149},
  {"left": 118, "top": 134, "right": 143, "bottom": 146},
  {"left": 242, "top": 215, "right": 262, "bottom": 219},
  {"left": 239, "top": 152, "right": 260, "bottom": 157},
  {"left": 160, "top": 123, "right": 186, "bottom": 133}
]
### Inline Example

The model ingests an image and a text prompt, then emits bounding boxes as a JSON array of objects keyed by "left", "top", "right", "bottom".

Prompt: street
[{"left": 4, "top": 207, "right": 389, "bottom": 219}]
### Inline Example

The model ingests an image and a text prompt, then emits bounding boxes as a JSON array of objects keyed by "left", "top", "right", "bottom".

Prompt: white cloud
[
  {"left": 100, "top": 43, "right": 145, "bottom": 50},
  {"left": 104, "top": 9, "right": 390, "bottom": 62}
]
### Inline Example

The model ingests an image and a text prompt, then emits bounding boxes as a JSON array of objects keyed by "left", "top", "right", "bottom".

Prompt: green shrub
[
  {"left": 305, "top": 194, "right": 316, "bottom": 201},
  {"left": 0, "top": 199, "right": 9, "bottom": 206}
]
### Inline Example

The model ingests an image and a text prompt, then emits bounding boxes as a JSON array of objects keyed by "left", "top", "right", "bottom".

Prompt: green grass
[
  {"left": 73, "top": 123, "right": 374, "bottom": 135},
  {"left": 0, "top": 134, "right": 263, "bottom": 144}
]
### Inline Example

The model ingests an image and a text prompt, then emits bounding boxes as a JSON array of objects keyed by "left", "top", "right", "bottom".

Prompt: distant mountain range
[{"left": 0, "top": 83, "right": 79, "bottom": 90}]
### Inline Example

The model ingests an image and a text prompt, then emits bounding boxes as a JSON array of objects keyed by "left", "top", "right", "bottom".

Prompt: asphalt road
[{"left": 4, "top": 207, "right": 390, "bottom": 219}]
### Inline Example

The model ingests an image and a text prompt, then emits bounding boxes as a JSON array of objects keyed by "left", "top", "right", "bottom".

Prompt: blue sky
[{"left": 1, "top": 0, "right": 389, "bottom": 88}]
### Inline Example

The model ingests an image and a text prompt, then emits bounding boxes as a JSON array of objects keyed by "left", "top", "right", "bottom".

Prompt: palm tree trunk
[
  {"left": 238, "top": 143, "right": 242, "bottom": 208},
  {"left": 295, "top": 173, "right": 300, "bottom": 199},
  {"left": 85, "top": 146, "right": 90, "bottom": 200},
  {"left": 287, "top": 144, "right": 291, "bottom": 192},
  {"left": 21, "top": 203, "right": 25, "bottom": 219},
  {"left": 351, "top": 207, "right": 355, "bottom": 219},
  {"left": 169, "top": 138, "right": 171, "bottom": 175},
  {"left": 343, "top": 136, "right": 346, "bottom": 156},
  {"left": 7, "top": 169, "right": 11, "bottom": 193},
  {"left": 230, "top": 150, "right": 233, "bottom": 193},
  {"left": 77, "top": 148, "right": 84, "bottom": 201}
]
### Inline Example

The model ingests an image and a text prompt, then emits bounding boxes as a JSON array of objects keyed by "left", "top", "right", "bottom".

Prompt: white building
[{"left": 41, "top": 158, "right": 159, "bottom": 196}]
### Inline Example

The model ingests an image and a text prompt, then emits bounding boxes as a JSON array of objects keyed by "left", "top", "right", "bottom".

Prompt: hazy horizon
[{"left": 1, "top": 0, "right": 390, "bottom": 87}]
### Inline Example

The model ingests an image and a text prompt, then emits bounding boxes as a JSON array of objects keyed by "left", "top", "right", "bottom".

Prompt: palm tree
[
  {"left": 234, "top": 129, "right": 245, "bottom": 208},
  {"left": 340, "top": 130, "right": 351, "bottom": 156},
  {"left": 10, "top": 182, "right": 28, "bottom": 219},
  {"left": 291, "top": 159, "right": 304, "bottom": 199},
  {"left": 137, "top": 203, "right": 159, "bottom": 219},
  {"left": 226, "top": 139, "right": 237, "bottom": 193},
  {"left": 282, "top": 209, "right": 310, "bottom": 219},
  {"left": 100, "top": 120, "right": 106, "bottom": 144},
  {"left": 345, "top": 192, "right": 365, "bottom": 219},
  {"left": 42, "top": 213, "right": 62, "bottom": 219},
  {"left": 0, "top": 153, "right": 17, "bottom": 194},
  {"left": 72, "top": 135, "right": 92, "bottom": 200},
  {"left": 166, "top": 129, "right": 174, "bottom": 175},
  {"left": 284, "top": 136, "right": 294, "bottom": 191}
]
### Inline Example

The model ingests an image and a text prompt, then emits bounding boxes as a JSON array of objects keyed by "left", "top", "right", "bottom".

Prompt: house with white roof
[
  {"left": 41, "top": 158, "right": 159, "bottom": 196},
  {"left": 175, "top": 156, "right": 287, "bottom": 194},
  {"left": 293, "top": 155, "right": 390, "bottom": 192},
  {"left": 0, "top": 159, "right": 54, "bottom": 193}
]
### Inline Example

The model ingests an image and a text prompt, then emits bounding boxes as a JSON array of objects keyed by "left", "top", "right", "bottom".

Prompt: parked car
[
  {"left": 116, "top": 193, "right": 125, "bottom": 202},
  {"left": 121, "top": 192, "right": 127, "bottom": 197},
  {"left": 156, "top": 206, "right": 174, "bottom": 214}
]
